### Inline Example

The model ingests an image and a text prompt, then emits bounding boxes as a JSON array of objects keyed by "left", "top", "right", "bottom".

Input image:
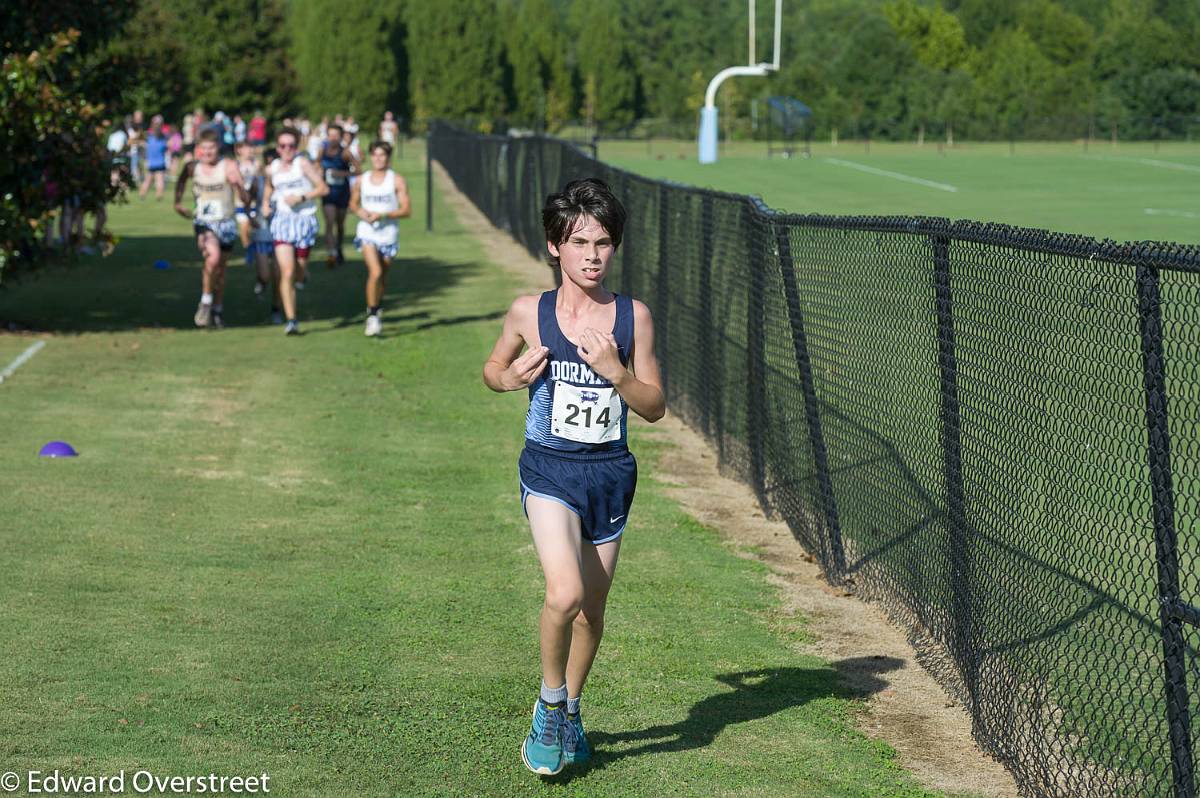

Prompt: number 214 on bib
[{"left": 551, "top": 382, "right": 622, "bottom": 444}]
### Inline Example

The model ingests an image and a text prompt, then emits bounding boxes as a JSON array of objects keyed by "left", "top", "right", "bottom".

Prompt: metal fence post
[
  {"left": 656, "top": 185, "right": 671, "bottom": 397},
  {"left": 698, "top": 195, "right": 715, "bottom": 437},
  {"left": 746, "top": 202, "right": 768, "bottom": 503},
  {"left": 425, "top": 127, "right": 433, "bottom": 233},
  {"left": 1137, "top": 262, "right": 1197, "bottom": 798},
  {"left": 776, "top": 221, "right": 846, "bottom": 579},
  {"left": 932, "top": 232, "right": 979, "bottom": 716}
]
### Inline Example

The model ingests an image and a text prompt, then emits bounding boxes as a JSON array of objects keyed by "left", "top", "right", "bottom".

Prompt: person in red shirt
[{"left": 248, "top": 111, "right": 268, "bottom": 150}]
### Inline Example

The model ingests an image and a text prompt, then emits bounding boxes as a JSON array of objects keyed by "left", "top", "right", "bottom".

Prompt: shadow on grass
[
  {"left": 0, "top": 234, "right": 482, "bottom": 334},
  {"left": 550, "top": 657, "right": 902, "bottom": 782}
]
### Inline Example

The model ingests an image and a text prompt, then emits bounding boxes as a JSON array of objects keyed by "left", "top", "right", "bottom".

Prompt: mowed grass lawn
[
  {"left": 601, "top": 139, "right": 1200, "bottom": 244},
  {"left": 0, "top": 157, "right": 975, "bottom": 797}
]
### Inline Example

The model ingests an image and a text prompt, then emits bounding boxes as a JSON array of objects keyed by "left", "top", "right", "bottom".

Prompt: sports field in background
[
  {"left": 599, "top": 139, "right": 1200, "bottom": 244},
  {"left": 586, "top": 134, "right": 1200, "bottom": 786},
  {"left": 0, "top": 154, "right": 983, "bottom": 797}
]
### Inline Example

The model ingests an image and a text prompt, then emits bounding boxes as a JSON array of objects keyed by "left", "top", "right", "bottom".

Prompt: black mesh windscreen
[{"left": 429, "top": 122, "right": 1200, "bottom": 797}]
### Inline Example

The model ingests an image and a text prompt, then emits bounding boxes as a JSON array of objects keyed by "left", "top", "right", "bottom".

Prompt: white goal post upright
[{"left": 698, "top": 0, "right": 782, "bottom": 163}]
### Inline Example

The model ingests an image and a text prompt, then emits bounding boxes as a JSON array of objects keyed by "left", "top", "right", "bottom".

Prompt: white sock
[
  {"left": 540, "top": 681, "right": 567, "bottom": 706},
  {"left": 201, "top": 293, "right": 214, "bottom": 305},
  {"left": 567, "top": 696, "right": 581, "bottom": 716}
]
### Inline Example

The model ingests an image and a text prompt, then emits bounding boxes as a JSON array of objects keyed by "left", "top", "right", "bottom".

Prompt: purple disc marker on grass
[
  {"left": 39, "top": 441, "right": 78, "bottom": 458},
  {"left": 154, "top": 260, "right": 170, "bottom": 270}
]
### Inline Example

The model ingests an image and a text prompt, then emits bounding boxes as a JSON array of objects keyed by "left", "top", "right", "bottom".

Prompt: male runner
[
  {"left": 483, "top": 178, "right": 665, "bottom": 775},
  {"left": 320, "top": 123, "right": 358, "bottom": 267},
  {"left": 349, "top": 140, "right": 410, "bottom": 337},
  {"left": 234, "top": 140, "right": 260, "bottom": 264},
  {"left": 174, "top": 128, "right": 250, "bottom": 329},
  {"left": 261, "top": 126, "right": 329, "bottom": 335}
]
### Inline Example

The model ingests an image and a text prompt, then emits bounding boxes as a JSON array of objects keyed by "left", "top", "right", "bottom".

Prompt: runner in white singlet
[
  {"left": 349, "top": 140, "right": 411, "bottom": 337},
  {"left": 260, "top": 126, "right": 329, "bottom": 336}
]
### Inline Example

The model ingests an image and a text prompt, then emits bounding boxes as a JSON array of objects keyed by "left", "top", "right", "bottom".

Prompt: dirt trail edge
[{"left": 432, "top": 161, "right": 1020, "bottom": 798}]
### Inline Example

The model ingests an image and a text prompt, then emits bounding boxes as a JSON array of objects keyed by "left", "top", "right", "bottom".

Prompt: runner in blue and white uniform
[
  {"left": 234, "top": 140, "right": 260, "bottom": 265},
  {"left": 249, "top": 148, "right": 282, "bottom": 324},
  {"left": 482, "top": 178, "right": 665, "bottom": 776},
  {"left": 349, "top": 140, "right": 410, "bottom": 337},
  {"left": 320, "top": 124, "right": 358, "bottom": 267},
  {"left": 260, "top": 126, "right": 328, "bottom": 335}
]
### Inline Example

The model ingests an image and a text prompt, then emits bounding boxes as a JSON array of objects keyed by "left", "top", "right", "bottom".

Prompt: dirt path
[{"left": 433, "top": 162, "right": 1020, "bottom": 798}]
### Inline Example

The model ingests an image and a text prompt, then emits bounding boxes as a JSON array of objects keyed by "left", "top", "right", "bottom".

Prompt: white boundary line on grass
[
  {"left": 1136, "top": 158, "right": 1200, "bottom": 174},
  {"left": 0, "top": 340, "right": 46, "bottom": 384},
  {"left": 825, "top": 158, "right": 958, "bottom": 193},
  {"left": 1085, "top": 154, "right": 1200, "bottom": 175},
  {"left": 1145, "top": 208, "right": 1200, "bottom": 219}
]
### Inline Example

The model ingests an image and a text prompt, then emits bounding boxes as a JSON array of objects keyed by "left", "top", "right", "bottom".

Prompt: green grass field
[
  {"left": 589, "top": 136, "right": 1200, "bottom": 791},
  {"left": 0, "top": 156, "right": 983, "bottom": 797},
  {"left": 599, "top": 139, "right": 1200, "bottom": 244}
]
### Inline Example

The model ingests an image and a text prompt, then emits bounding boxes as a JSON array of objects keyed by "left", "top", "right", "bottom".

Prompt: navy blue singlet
[{"left": 524, "top": 289, "right": 634, "bottom": 453}]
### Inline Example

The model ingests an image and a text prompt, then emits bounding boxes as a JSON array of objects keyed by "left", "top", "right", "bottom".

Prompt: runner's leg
[
  {"left": 275, "top": 243, "right": 297, "bottom": 320},
  {"left": 364, "top": 246, "right": 387, "bottom": 308},
  {"left": 323, "top": 203, "right": 338, "bottom": 258},
  {"left": 526, "top": 495, "right": 585, "bottom": 691},
  {"left": 335, "top": 207, "right": 347, "bottom": 259},
  {"left": 566, "top": 538, "right": 621, "bottom": 698}
]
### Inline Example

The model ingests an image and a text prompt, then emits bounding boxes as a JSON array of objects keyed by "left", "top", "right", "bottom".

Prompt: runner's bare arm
[
  {"left": 300, "top": 158, "right": 330, "bottom": 199},
  {"left": 173, "top": 161, "right": 194, "bottom": 219},
  {"left": 483, "top": 296, "right": 548, "bottom": 392},
  {"left": 577, "top": 299, "right": 664, "bottom": 422},
  {"left": 260, "top": 173, "right": 274, "bottom": 218},
  {"left": 226, "top": 160, "right": 251, "bottom": 208},
  {"left": 391, "top": 175, "right": 412, "bottom": 219},
  {"left": 348, "top": 179, "right": 368, "bottom": 221}
]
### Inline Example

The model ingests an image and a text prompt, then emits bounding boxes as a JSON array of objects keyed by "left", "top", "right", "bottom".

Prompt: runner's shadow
[
  {"left": 0, "top": 236, "right": 476, "bottom": 334},
  {"left": 548, "top": 657, "right": 903, "bottom": 783}
]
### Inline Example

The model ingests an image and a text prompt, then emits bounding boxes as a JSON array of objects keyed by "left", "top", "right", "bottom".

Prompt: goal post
[{"left": 698, "top": 0, "right": 783, "bottom": 164}]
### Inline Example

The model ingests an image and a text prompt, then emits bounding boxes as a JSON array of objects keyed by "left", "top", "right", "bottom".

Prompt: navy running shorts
[
  {"left": 518, "top": 441, "right": 637, "bottom": 545},
  {"left": 323, "top": 187, "right": 350, "bottom": 209}
]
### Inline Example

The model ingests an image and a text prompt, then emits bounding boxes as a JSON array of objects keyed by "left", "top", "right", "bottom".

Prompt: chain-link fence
[{"left": 429, "top": 121, "right": 1200, "bottom": 797}]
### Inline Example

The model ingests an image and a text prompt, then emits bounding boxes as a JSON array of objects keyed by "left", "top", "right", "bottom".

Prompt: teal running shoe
[
  {"left": 562, "top": 712, "right": 591, "bottom": 765},
  {"left": 520, "top": 700, "right": 565, "bottom": 775}
]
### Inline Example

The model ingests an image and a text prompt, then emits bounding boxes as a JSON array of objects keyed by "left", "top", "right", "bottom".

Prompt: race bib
[
  {"left": 195, "top": 199, "right": 226, "bottom": 222},
  {"left": 550, "top": 381, "right": 622, "bottom": 444},
  {"left": 325, "top": 168, "right": 346, "bottom": 186}
]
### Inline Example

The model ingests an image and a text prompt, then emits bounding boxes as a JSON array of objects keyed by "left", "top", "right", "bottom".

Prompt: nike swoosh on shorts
[{"left": 609, "top": 515, "right": 624, "bottom": 524}]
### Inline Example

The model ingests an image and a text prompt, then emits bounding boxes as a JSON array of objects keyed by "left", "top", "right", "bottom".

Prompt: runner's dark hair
[{"left": 542, "top": 178, "right": 626, "bottom": 268}]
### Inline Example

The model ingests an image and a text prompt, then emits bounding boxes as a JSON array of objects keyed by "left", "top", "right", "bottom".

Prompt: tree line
[
  {"left": 5, "top": 0, "right": 1197, "bottom": 278},
  {"left": 93, "top": 0, "right": 1200, "bottom": 141}
]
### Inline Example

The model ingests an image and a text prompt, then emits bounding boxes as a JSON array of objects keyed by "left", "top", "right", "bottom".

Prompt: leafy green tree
[
  {"left": 178, "top": 0, "right": 298, "bottom": 119},
  {"left": 936, "top": 68, "right": 974, "bottom": 143},
  {"left": 93, "top": 0, "right": 189, "bottom": 119},
  {"left": 971, "top": 28, "right": 1058, "bottom": 138},
  {"left": 1092, "top": 0, "right": 1198, "bottom": 135},
  {"left": 569, "top": 0, "right": 638, "bottom": 129},
  {"left": 884, "top": 0, "right": 970, "bottom": 72},
  {"left": 943, "top": 0, "right": 1019, "bottom": 47},
  {"left": 1016, "top": 0, "right": 1094, "bottom": 67},
  {"left": 291, "top": 0, "right": 406, "bottom": 122},
  {"left": 1, "top": 31, "right": 127, "bottom": 278},
  {"left": 619, "top": 0, "right": 741, "bottom": 123},
  {"left": 506, "top": 0, "right": 573, "bottom": 130},
  {"left": 407, "top": 0, "right": 508, "bottom": 130}
]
